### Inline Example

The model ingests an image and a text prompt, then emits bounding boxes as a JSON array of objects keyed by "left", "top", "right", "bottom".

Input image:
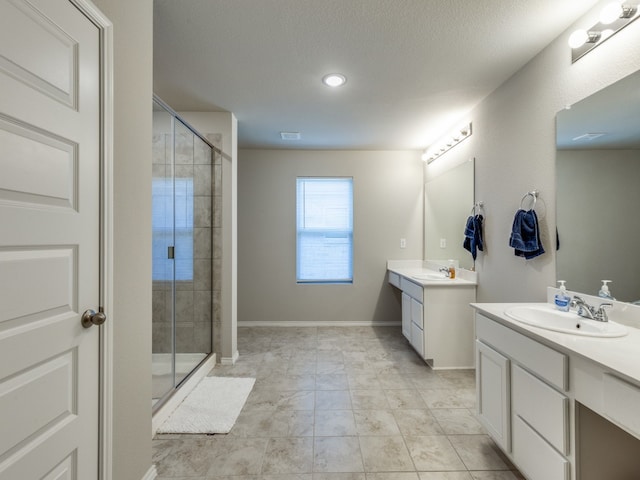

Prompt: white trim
[
  {"left": 68, "top": 2, "right": 114, "bottom": 479},
  {"left": 140, "top": 465, "right": 158, "bottom": 480},
  {"left": 237, "top": 321, "right": 402, "bottom": 328},
  {"left": 151, "top": 354, "right": 217, "bottom": 436},
  {"left": 221, "top": 350, "right": 240, "bottom": 365}
]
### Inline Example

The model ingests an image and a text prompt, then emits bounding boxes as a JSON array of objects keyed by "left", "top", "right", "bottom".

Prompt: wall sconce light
[
  {"left": 422, "top": 123, "right": 472, "bottom": 163},
  {"left": 569, "top": 2, "right": 639, "bottom": 62}
]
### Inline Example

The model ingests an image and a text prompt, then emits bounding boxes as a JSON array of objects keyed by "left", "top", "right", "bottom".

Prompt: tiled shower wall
[{"left": 151, "top": 132, "right": 222, "bottom": 358}]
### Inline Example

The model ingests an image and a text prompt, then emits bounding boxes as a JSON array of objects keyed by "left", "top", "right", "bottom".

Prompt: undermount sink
[
  {"left": 505, "top": 304, "right": 628, "bottom": 338},
  {"left": 412, "top": 272, "right": 448, "bottom": 281}
]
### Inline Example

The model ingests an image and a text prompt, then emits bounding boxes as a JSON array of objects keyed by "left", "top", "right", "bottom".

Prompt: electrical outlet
[
  {"left": 400, "top": 238, "right": 406, "bottom": 249},
  {"left": 440, "top": 238, "right": 447, "bottom": 248}
]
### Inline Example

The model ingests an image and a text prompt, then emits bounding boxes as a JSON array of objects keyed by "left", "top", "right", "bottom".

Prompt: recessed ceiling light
[{"left": 322, "top": 73, "right": 347, "bottom": 87}]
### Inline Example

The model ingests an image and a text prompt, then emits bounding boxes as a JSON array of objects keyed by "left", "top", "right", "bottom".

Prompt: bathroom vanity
[
  {"left": 472, "top": 290, "right": 640, "bottom": 480},
  {"left": 387, "top": 260, "right": 477, "bottom": 369}
]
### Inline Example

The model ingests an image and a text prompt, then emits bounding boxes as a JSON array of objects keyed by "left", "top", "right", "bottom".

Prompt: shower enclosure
[{"left": 152, "top": 97, "right": 216, "bottom": 408}]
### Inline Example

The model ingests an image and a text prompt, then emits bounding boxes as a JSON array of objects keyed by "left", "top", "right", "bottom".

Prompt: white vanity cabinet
[
  {"left": 476, "top": 313, "right": 570, "bottom": 480},
  {"left": 388, "top": 268, "right": 476, "bottom": 369},
  {"left": 473, "top": 299, "right": 640, "bottom": 480}
]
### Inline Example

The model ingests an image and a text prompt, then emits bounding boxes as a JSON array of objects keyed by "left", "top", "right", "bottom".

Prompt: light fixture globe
[
  {"left": 568, "top": 29, "right": 589, "bottom": 48},
  {"left": 322, "top": 73, "right": 347, "bottom": 87},
  {"left": 600, "top": 2, "right": 623, "bottom": 24}
]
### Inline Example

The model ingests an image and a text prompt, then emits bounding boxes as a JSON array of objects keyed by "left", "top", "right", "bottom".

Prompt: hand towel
[
  {"left": 463, "top": 214, "right": 484, "bottom": 260},
  {"left": 509, "top": 209, "right": 545, "bottom": 259}
]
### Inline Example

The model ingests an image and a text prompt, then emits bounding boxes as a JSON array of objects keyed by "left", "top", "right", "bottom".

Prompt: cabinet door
[
  {"left": 401, "top": 293, "right": 411, "bottom": 341},
  {"left": 476, "top": 340, "right": 511, "bottom": 452},
  {"left": 410, "top": 297, "right": 424, "bottom": 329}
]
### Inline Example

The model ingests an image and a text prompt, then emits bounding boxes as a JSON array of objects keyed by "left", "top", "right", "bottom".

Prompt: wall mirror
[
  {"left": 424, "top": 158, "right": 475, "bottom": 270},
  {"left": 556, "top": 70, "right": 640, "bottom": 303}
]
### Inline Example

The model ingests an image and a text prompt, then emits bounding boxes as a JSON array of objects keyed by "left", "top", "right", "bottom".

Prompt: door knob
[{"left": 81, "top": 309, "right": 107, "bottom": 328}]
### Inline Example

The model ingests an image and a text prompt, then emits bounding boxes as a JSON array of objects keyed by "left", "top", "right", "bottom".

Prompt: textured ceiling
[{"left": 153, "top": 0, "right": 600, "bottom": 150}]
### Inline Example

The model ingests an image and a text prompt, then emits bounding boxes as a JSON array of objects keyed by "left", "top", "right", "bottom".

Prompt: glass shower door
[
  {"left": 152, "top": 98, "right": 214, "bottom": 408},
  {"left": 152, "top": 100, "right": 175, "bottom": 404},
  {"left": 173, "top": 120, "right": 212, "bottom": 385}
]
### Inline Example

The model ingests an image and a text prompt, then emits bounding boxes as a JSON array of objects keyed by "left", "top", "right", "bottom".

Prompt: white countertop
[
  {"left": 387, "top": 259, "right": 477, "bottom": 287},
  {"left": 471, "top": 302, "right": 640, "bottom": 386}
]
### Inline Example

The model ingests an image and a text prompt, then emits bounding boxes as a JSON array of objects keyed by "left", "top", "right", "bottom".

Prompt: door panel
[{"left": 0, "top": 0, "right": 101, "bottom": 478}]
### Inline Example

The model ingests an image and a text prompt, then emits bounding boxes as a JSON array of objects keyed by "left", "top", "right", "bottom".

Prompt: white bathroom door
[{"left": 0, "top": 0, "right": 102, "bottom": 478}]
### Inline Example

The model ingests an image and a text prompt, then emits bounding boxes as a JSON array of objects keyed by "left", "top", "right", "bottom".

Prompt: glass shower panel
[
  {"left": 174, "top": 120, "right": 212, "bottom": 386},
  {"left": 151, "top": 98, "right": 215, "bottom": 409},
  {"left": 151, "top": 100, "right": 175, "bottom": 405}
]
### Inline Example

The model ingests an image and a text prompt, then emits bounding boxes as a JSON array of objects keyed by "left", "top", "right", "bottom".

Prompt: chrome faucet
[
  {"left": 438, "top": 266, "right": 451, "bottom": 277},
  {"left": 570, "top": 295, "right": 612, "bottom": 322}
]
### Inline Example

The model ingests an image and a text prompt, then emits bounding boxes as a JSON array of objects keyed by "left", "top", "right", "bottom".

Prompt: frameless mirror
[
  {"left": 424, "top": 158, "right": 475, "bottom": 270},
  {"left": 556, "top": 70, "right": 640, "bottom": 303}
]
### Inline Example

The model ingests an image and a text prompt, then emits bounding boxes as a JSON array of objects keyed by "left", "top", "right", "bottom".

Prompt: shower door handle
[{"left": 82, "top": 309, "right": 107, "bottom": 328}]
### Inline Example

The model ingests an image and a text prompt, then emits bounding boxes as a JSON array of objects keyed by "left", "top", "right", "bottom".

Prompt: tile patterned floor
[{"left": 153, "top": 326, "right": 524, "bottom": 480}]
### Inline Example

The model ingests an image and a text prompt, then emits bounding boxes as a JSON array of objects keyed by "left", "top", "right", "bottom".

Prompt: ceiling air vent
[
  {"left": 572, "top": 133, "right": 606, "bottom": 141},
  {"left": 280, "top": 132, "right": 301, "bottom": 140}
]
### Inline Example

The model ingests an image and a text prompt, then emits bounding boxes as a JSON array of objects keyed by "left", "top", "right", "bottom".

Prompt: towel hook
[
  {"left": 520, "top": 190, "right": 538, "bottom": 210},
  {"left": 470, "top": 201, "right": 484, "bottom": 215}
]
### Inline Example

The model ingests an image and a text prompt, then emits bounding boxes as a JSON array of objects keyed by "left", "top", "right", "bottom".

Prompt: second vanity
[
  {"left": 472, "top": 290, "right": 640, "bottom": 480},
  {"left": 387, "top": 260, "right": 477, "bottom": 369}
]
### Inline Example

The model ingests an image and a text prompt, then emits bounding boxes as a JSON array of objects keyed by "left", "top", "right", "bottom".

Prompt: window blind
[{"left": 296, "top": 177, "right": 353, "bottom": 283}]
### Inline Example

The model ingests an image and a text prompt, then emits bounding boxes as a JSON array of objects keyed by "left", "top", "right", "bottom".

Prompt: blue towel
[
  {"left": 463, "top": 214, "right": 484, "bottom": 260},
  {"left": 509, "top": 209, "right": 545, "bottom": 259}
]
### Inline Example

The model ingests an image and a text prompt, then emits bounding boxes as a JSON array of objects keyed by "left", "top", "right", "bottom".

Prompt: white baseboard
[
  {"left": 237, "top": 320, "right": 401, "bottom": 327},
  {"left": 220, "top": 350, "right": 239, "bottom": 365},
  {"left": 140, "top": 465, "right": 158, "bottom": 480},
  {"left": 151, "top": 353, "right": 217, "bottom": 436}
]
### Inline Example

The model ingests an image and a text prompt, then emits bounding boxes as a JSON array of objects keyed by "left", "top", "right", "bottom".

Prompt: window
[
  {"left": 152, "top": 177, "right": 194, "bottom": 281},
  {"left": 296, "top": 177, "right": 353, "bottom": 283}
]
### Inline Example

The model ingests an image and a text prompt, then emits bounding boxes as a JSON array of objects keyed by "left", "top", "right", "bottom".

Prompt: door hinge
[{"left": 168, "top": 246, "right": 175, "bottom": 259}]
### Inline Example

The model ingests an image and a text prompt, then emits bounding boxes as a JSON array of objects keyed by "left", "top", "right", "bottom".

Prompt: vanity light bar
[
  {"left": 569, "top": 2, "right": 640, "bottom": 63},
  {"left": 422, "top": 123, "right": 472, "bottom": 164}
]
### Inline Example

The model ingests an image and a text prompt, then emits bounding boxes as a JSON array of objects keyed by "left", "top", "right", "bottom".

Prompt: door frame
[{"left": 67, "top": 1, "right": 114, "bottom": 479}]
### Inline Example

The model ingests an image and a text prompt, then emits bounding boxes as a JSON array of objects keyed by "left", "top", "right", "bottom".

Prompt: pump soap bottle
[
  {"left": 448, "top": 260, "right": 456, "bottom": 279},
  {"left": 598, "top": 280, "right": 615, "bottom": 300},
  {"left": 555, "top": 280, "right": 571, "bottom": 312}
]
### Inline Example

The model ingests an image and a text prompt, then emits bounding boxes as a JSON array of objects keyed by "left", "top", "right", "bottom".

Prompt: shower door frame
[{"left": 151, "top": 95, "right": 220, "bottom": 412}]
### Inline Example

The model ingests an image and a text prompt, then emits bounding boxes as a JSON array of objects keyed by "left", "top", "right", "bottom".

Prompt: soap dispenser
[
  {"left": 598, "top": 280, "right": 615, "bottom": 300},
  {"left": 555, "top": 280, "right": 570, "bottom": 312},
  {"left": 448, "top": 260, "right": 456, "bottom": 279}
]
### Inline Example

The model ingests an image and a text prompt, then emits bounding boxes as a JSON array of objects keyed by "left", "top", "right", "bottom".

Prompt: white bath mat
[{"left": 157, "top": 376, "right": 255, "bottom": 434}]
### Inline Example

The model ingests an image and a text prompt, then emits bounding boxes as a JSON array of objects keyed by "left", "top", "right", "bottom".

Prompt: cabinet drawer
[
  {"left": 400, "top": 277, "right": 423, "bottom": 302},
  {"left": 603, "top": 373, "right": 640, "bottom": 438},
  {"left": 513, "top": 415, "right": 569, "bottom": 480},
  {"left": 411, "top": 321, "right": 424, "bottom": 357},
  {"left": 388, "top": 271, "right": 401, "bottom": 288},
  {"left": 512, "top": 364, "right": 568, "bottom": 454},
  {"left": 476, "top": 313, "right": 568, "bottom": 391}
]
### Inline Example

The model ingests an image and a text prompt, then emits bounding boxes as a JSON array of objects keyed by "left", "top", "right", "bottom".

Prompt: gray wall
[
  {"left": 464, "top": 0, "right": 640, "bottom": 303},
  {"left": 238, "top": 149, "right": 423, "bottom": 325},
  {"left": 91, "top": 0, "right": 153, "bottom": 479}
]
